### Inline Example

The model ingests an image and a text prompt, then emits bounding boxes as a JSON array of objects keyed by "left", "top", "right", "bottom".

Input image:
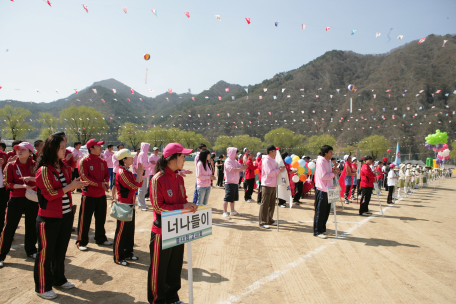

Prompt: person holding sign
[
  {"left": 359, "top": 155, "right": 375, "bottom": 216},
  {"left": 259, "top": 145, "right": 285, "bottom": 229},
  {"left": 148, "top": 143, "right": 197, "bottom": 304},
  {"left": 113, "top": 149, "right": 144, "bottom": 266},
  {"left": 314, "top": 145, "right": 340, "bottom": 239}
]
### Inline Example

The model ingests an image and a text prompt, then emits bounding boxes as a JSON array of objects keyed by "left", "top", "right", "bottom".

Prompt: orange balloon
[
  {"left": 299, "top": 174, "right": 307, "bottom": 182},
  {"left": 291, "top": 161, "right": 299, "bottom": 168},
  {"left": 308, "top": 169, "right": 312, "bottom": 175},
  {"left": 254, "top": 169, "right": 259, "bottom": 175}
]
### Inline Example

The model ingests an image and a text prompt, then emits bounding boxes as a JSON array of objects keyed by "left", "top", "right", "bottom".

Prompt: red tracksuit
[
  {"left": 113, "top": 166, "right": 142, "bottom": 263},
  {"left": 0, "top": 158, "right": 38, "bottom": 261},
  {"left": 0, "top": 150, "right": 8, "bottom": 233},
  {"left": 244, "top": 158, "right": 257, "bottom": 201},
  {"left": 360, "top": 163, "right": 376, "bottom": 215},
  {"left": 34, "top": 162, "right": 74, "bottom": 293},
  {"left": 148, "top": 166, "right": 187, "bottom": 304},
  {"left": 76, "top": 154, "right": 110, "bottom": 247}
]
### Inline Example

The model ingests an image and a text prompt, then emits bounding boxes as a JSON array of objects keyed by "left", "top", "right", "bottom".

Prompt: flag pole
[{"left": 276, "top": 186, "right": 279, "bottom": 232}]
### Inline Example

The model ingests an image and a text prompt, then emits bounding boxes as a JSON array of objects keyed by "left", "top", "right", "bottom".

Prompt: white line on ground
[{"left": 216, "top": 197, "right": 404, "bottom": 304}]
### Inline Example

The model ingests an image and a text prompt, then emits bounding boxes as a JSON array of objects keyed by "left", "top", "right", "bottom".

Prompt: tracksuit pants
[
  {"left": 387, "top": 186, "right": 395, "bottom": 203},
  {"left": 0, "top": 187, "right": 7, "bottom": 234},
  {"left": 145, "top": 175, "right": 153, "bottom": 198},
  {"left": 113, "top": 210, "right": 135, "bottom": 263},
  {"left": 0, "top": 197, "right": 38, "bottom": 261},
  {"left": 360, "top": 187, "right": 373, "bottom": 215},
  {"left": 313, "top": 189, "right": 331, "bottom": 236},
  {"left": 109, "top": 168, "right": 114, "bottom": 189},
  {"left": 293, "top": 182, "right": 303, "bottom": 202},
  {"left": 137, "top": 181, "right": 148, "bottom": 208},
  {"left": 244, "top": 178, "right": 255, "bottom": 200},
  {"left": 34, "top": 212, "right": 73, "bottom": 293},
  {"left": 259, "top": 186, "right": 276, "bottom": 226},
  {"left": 147, "top": 232, "right": 184, "bottom": 304},
  {"left": 76, "top": 195, "right": 108, "bottom": 247},
  {"left": 256, "top": 181, "right": 262, "bottom": 204},
  {"left": 217, "top": 170, "right": 224, "bottom": 187},
  {"left": 344, "top": 185, "right": 352, "bottom": 201}
]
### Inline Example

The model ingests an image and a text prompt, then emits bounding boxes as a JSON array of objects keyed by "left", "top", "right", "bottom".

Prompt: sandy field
[{"left": 1, "top": 162, "right": 455, "bottom": 304}]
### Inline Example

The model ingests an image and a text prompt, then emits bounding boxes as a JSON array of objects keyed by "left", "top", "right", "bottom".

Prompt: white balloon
[
  {"left": 292, "top": 175, "right": 300, "bottom": 183},
  {"left": 307, "top": 162, "right": 316, "bottom": 170}
]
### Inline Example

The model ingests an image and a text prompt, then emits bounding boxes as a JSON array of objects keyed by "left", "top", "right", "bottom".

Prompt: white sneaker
[
  {"left": 322, "top": 232, "right": 332, "bottom": 236},
  {"left": 0, "top": 261, "right": 3, "bottom": 267},
  {"left": 344, "top": 200, "right": 350, "bottom": 204},
  {"left": 230, "top": 210, "right": 239, "bottom": 216},
  {"left": 77, "top": 245, "right": 88, "bottom": 251},
  {"left": 316, "top": 234, "right": 327, "bottom": 239},
  {"left": 272, "top": 221, "right": 278, "bottom": 226},
  {"left": 222, "top": 212, "right": 231, "bottom": 219},
  {"left": 57, "top": 282, "right": 75, "bottom": 289},
  {"left": 36, "top": 290, "right": 58, "bottom": 300},
  {"left": 101, "top": 240, "right": 113, "bottom": 246},
  {"left": 261, "top": 225, "right": 270, "bottom": 229},
  {"left": 141, "top": 207, "right": 148, "bottom": 211},
  {"left": 361, "top": 212, "right": 370, "bottom": 216},
  {"left": 145, "top": 198, "right": 150, "bottom": 201},
  {"left": 279, "top": 204, "right": 286, "bottom": 208}
]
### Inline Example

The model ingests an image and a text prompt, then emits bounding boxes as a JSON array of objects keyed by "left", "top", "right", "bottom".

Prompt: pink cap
[
  {"left": 163, "top": 143, "right": 193, "bottom": 158},
  {"left": 14, "top": 142, "right": 34, "bottom": 151},
  {"left": 389, "top": 163, "right": 396, "bottom": 168},
  {"left": 86, "top": 138, "right": 105, "bottom": 149}
]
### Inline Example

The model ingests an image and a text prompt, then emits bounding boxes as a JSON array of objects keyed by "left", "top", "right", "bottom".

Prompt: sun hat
[{"left": 114, "top": 149, "right": 137, "bottom": 160}]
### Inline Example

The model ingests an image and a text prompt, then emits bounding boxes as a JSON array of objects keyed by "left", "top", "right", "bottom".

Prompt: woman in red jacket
[
  {"left": 113, "top": 149, "right": 144, "bottom": 266},
  {"left": 360, "top": 155, "right": 376, "bottom": 216},
  {"left": 147, "top": 143, "right": 197, "bottom": 304},
  {"left": 34, "top": 135, "right": 87, "bottom": 300},
  {"left": 0, "top": 142, "right": 37, "bottom": 267}
]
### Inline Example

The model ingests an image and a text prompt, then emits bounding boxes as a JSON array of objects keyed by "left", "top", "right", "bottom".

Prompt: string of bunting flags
[
  {"left": 1, "top": 85, "right": 455, "bottom": 102},
  {"left": 6, "top": 1, "right": 451, "bottom": 47}
]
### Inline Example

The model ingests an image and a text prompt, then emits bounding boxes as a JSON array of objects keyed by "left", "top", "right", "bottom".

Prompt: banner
[
  {"left": 161, "top": 205, "right": 212, "bottom": 250},
  {"left": 275, "top": 150, "right": 292, "bottom": 205}
]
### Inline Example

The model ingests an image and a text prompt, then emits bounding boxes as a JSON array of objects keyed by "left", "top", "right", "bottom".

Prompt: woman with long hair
[
  {"left": 209, "top": 153, "right": 216, "bottom": 188},
  {"left": 195, "top": 149, "right": 216, "bottom": 206},
  {"left": 0, "top": 142, "right": 38, "bottom": 267},
  {"left": 34, "top": 135, "right": 87, "bottom": 299},
  {"left": 113, "top": 149, "right": 144, "bottom": 266},
  {"left": 148, "top": 143, "right": 197, "bottom": 304}
]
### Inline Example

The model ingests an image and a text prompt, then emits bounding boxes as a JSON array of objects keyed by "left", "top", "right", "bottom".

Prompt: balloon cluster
[
  {"left": 285, "top": 155, "right": 313, "bottom": 183},
  {"left": 425, "top": 129, "right": 449, "bottom": 146},
  {"left": 424, "top": 130, "right": 450, "bottom": 166}
]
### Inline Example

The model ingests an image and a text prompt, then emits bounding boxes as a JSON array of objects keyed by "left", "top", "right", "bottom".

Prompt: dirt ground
[{"left": 1, "top": 163, "right": 455, "bottom": 304}]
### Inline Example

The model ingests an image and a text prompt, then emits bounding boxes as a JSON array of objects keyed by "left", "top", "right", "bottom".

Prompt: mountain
[
  {"left": 149, "top": 34, "right": 456, "bottom": 154},
  {"left": 1, "top": 34, "right": 455, "bottom": 157}
]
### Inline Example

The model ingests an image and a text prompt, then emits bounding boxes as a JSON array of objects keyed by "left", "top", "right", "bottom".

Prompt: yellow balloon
[
  {"left": 297, "top": 167, "right": 304, "bottom": 174},
  {"left": 292, "top": 155, "right": 300, "bottom": 162}
]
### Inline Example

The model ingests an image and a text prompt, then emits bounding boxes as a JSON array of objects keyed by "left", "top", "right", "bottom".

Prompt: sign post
[
  {"left": 161, "top": 205, "right": 213, "bottom": 304},
  {"left": 327, "top": 186, "right": 340, "bottom": 238}
]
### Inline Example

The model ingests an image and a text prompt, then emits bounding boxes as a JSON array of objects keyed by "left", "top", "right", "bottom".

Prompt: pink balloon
[
  {"left": 443, "top": 143, "right": 449, "bottom": 149},
  {"left": 387, "top": 149, "right": 391, "bottom": 153}
]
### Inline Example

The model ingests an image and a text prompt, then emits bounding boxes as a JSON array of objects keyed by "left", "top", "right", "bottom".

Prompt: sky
[{"left": 0, "top": 0, "right": 455, "bottom": 103}]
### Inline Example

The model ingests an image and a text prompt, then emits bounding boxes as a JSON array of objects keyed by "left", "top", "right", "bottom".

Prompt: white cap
[
  {"left": 243, "top": 148, "right": 248, "bottom": 153},
  {"left": 352, "top": 157, "right": 357, "bottom": 161},
  {"left": 256, "top": 152, "right": 261, "bottom": 157},
  {"left": 238, "top": 154, "right": 242, "bottom": 158},
  {"left": 302, "top": 155, "right": 306, "bottom": 159},
  {"left": 344, "top": 155, "right": 350, "bottom": 161}
]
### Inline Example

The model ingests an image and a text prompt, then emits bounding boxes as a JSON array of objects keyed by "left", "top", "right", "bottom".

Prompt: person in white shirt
[{"left": 387, "top": 164, "right": 398, "bottom": 204}]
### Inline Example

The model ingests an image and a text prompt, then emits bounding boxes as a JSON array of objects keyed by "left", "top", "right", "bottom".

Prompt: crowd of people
[{"left": 0, "top": 135, "right": 452, "bottom": 302}]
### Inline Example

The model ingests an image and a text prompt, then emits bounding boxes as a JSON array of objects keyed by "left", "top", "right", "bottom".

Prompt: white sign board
[{"left": 161, "top": 205, "right": 212, "bottom": 250}]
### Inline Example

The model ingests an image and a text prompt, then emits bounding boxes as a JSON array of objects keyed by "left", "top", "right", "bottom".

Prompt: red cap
[
  {"left": 14, "top": 142, "right": 34, "bottom": 151},
  {"left": 86, "top": 138, "right": 105, "bottom": 149},
  {"left": 163, "top": 143, "right": 192, "bottom": 158}
]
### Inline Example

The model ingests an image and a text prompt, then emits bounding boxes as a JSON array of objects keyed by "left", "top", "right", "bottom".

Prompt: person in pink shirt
[
  {"left": 102, "top": 145, "right": 115, "bottom": 188},
  {"left": 195, "top": 149, "right": 216, "bottom": 206},
  {"left": 223, "top": 147, "right": 248, "bottom": 219},
  {"left": 137, "top": 143, "right": 151, "bottom": 211},
  {"left": 111, "top": 144, "right": 124, "bottom": 203},
  {"left": 72, "top": 141, "right": 83, "bottom": 192},
  {"left": 259, "top": 145, "right": 285, "bottom": 229},
  {"left": 145, "top": 147, "right": 160, "bottom": 200},
  {"left": 314, "top": 145, "right": 340, "bottom": 239}
]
